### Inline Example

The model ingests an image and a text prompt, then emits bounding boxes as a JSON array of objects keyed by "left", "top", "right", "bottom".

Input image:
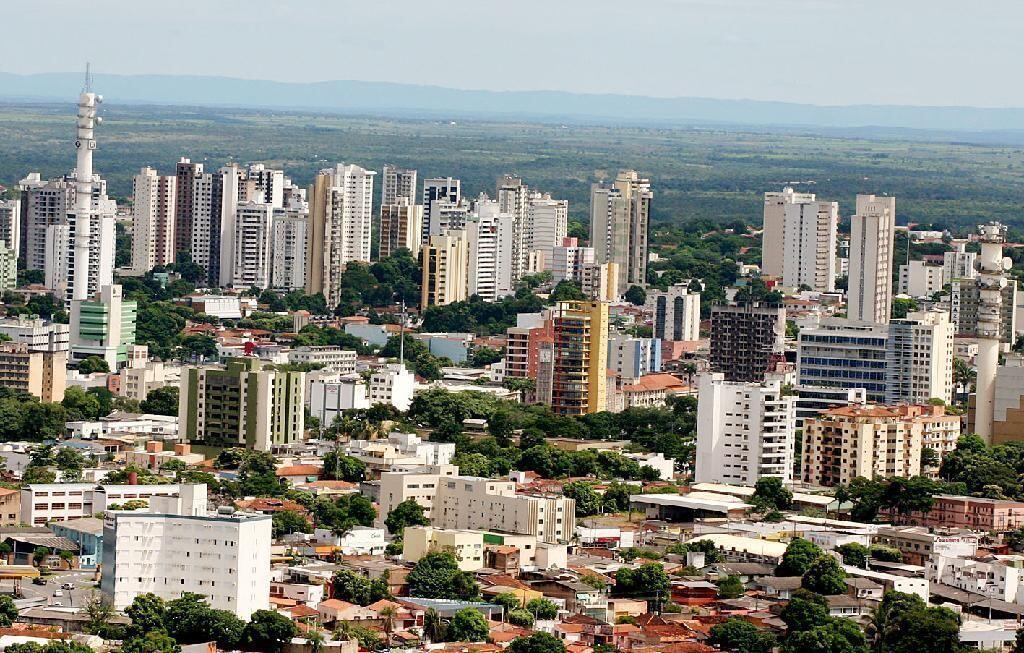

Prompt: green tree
[
  {"left": 783, "top": 618, "right": 868, "bottom": 653},
  {"left": 77, "top": 355, "right": 110, "bottom": 374},
  {"left": 140, "top": 386, "right": 179, "bottom": 416},
  {"left": 178, "top": 334, "right": 219, "bottom": 361},
  {"left": 507, "top": 633, "right": 567, "bottom": 653},
  {"left": 406, "top": 551, "right": 480, "bottom": 600},
  {"left": 493, "top": 592, "right": 522, "bottom": 613},
  {"left": 776, "top": 538, "right": 824, "bottom": 577},
  {"left": 526, "top": 598, "right": 558, "bottom": 620},
  {"left": 450, "top": 452, "right": 492, "bottom": 477},
  {"left": 121, "top": 631, "right": 181, "bottom": 653},
  {"left": 384, "top": 498, "right": 430, "bottom": 535},
  {"left": 61, "top": 386, "right": 102, "bottom": 420},
  {"left": 602, "top": 482, "right": 633, "bottom": 513},
  {"left": 624, "top": 286, "right": 647, "bottom": 306},
  {"left": 124, "top": 593, "right": 167, "bottom": 640},
  {"left": 322, "top": 451, "right": 367, "bottom": 482},
  {"left": 802, "top": 556, "right": 847, "bottom": 595},
  {"left": 312, "top": 494, "right": 376, "bottom": 534},
  {"left": 836, "top": 543, "right": 869, "bottom": 568},
  {"left": 508, "top": 609, "right": 535, "bottom": 628},
  {"left": 709, "top": 618, "right": 777, "bottom": 653},
  {"left": 272, "top": 510, "right": 312, "bottom": 538},
  {"left": 331, "top": 569, "right": 391, "bottom": 606},
  {"left": 780, "top": 590, "right": 831, "bottom": 632},
  {"left": 0, "top": 595, "right": 17, "bottom": 627},
  {"left": 242, "top": 610, "right": 298, "bottom": 653},
  {"left": 717, "top": 575, "right": 745, "bottom": 599},
  {"left": 752, "top": 477, "right": 793, "bottom": 511},
  {"left": 872, "top": 591, "right": 960, "bottom": 653},
  {"left": 562, "top": 482, "right": 603, "bottom": 517},
  {"left": 891, "top": 297, "right": 918, "bottom": 320},
  {"left": 445, "top": 607, "right": 490, "bottom": 642},
  {"left": 549, "top": 280, "right": 586, "bottom": 302},
  {"left": 614, "top": 562, "right": 669, "bottom": 599}
]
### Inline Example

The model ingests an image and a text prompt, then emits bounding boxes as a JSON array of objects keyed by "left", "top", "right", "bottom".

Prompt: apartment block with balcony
[
  {"left": 709, "top": 303, "right": 785, "bottom": 383},
  {"left": 549, "top": 301, "right": 609, "bottom": 416},
  {"left": 0, "top": 341, "right": 66, "bottom": 402}
]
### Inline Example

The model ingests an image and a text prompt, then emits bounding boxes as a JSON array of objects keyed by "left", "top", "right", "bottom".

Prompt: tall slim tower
[
  {"left": 974, "top": 222, "right": 1010, "bottom": 442},
  {"left": 71, "top": 76, "right": 101, "bottom": 302},
  {"left": 848, "top": 194, "right": 896, "bottom": 324}
]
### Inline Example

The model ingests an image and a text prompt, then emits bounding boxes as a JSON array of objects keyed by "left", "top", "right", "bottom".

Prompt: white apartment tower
[
  {"left": 421, "top": 231, "right": 469, "bottom": 309},
  {"left": 848, "top": 194, "right": 896, "bottom": 324},
  {"left": 19, "top": 174, "right": 72, "bottom": 272},
  {"left": 526, "top": 193, "right": 569, "bottom": 267},
  {"left": 131, "top": 167, "right": 177, "bottom": 273},
  {"left": 305, "top": 164, "right": 376, "bottom": 307},
  {"left": 270, "top": 208, "right": 308, "bottom": 291},
  {"left": 761, "top": 187, "right": 815, "bottom": 278},
  {"left": 381, "top": 165, "right": 417, "bottom": 206},
  {"left": 695, "top": 373, "right": 797, "bottom": 485},
  {"left": 229, "top": 202, "right": 275, "bottom": 289},
  {"left": 943, "top": 242, "right": 977, "bottom": 285},
  {"left": 497, "top": 175, "right": 530, "bottom": 283},
  {"left": 780, "top": 194, "right": 839, "bottom": 291},
  {"left": 467, "top": 199, "right": 515, "bottom": 302},
  {"left": 422, "top": 177, "right": 461, "bottom": 244},
  {"left": 0, "top": 199, "right": 20, "bottom": 260},
  {"left": 647, "top": 283, "right": 701, "bottom": 342},
  {"left": 550, "top": 237, "right": 596, "bottom": 283},
  {"left": 590, "top": 170, "right": 652, "bottom": 290}
]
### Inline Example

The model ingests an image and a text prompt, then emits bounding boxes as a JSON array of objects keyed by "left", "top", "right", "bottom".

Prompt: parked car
[
  {"left": 61, "top": 583, "right": 74, "bottom": 590},
  {"left": 52, "top": 589, "right": 62, "bottom": 597},
  {"left": 32, "top": 577, "right": 46, "bottom": 586}
]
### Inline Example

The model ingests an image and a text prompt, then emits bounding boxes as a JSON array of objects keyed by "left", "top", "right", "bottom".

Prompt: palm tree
[
  {"left": 307, "top": 629, "right": 326, "bottom": 653},
  {"left": 423, "top": 607, "right": 446, "bottom": 643},
  {"left": 379, "top": 605, "right": 398, "bottom": 647}
]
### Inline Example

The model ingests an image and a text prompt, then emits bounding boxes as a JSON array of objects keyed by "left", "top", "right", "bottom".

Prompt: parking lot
[{"left": 5, "top": 570, "right": 100, "bottom": 608}]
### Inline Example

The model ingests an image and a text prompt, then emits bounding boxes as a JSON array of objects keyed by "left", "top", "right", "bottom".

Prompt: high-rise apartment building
[
  {"left": 761, "top": 187, "right": 816, "bottom": 278},
  {"left": 368, "top": 363, "right": 416, "bottom": 412},
  {"left": 590, "top": 170, "right": 652, "bottom": 290},
  {"left": 951, "top": 277, "right": 1018, "bottom": 345},
  {"left": 496, "top": 175, "right": 530, "bottom": 282},
  {"left": 421, "top": 231, "right": 469, "bottom": 309},
  {"left": 550, "top": 237, "right": 596, "bottom": 283},
  {"left": 229, "top": 202, "right": 274, "bottom": 289},
  {"left": 305, "top": 164, "right": 376, "bottom": 307},
  {"left": 802, "top": 404, "right": 961, "bottom": 487},
  {"left": 695, "top": 373, "right": 796, "bottom": 485},
  {"left": 607, "top": 335, "right": 661, "bottom": 383},
  {"left": 580, "top": 263, "right": 620, "bottom": 302},
  {"left": 0, "top": 242, "right": 14, "bottom": 291},
  {"left": 0, "top": 199, "right": 20, "bottom": 260},
  {"left": 131, "top": 167, "right": 177, "bottom": 273},
  {"left": 647, "top": 283, "right": 701, "bottom": 342},
  {"left": 190, "top": 165, "right": 239, "bottom": 284},
  {"left": 0, "top": 341, "right": 66, "bottom": 403},
  {"left": 379, "top": 199, "right": 423, "bottom": 259},
  {"left": 241, "top": 163, "right": 284, "bottom": 207},
  {"left": 174, "top": 158, "right": 203, "bottom": 258},
  {"left": 101, "top": 485, "right": 271, "bottom": 620},
  {"left": 178, "top": 357, "right": 305, "bottom": 451},
  {"left": 797, "top": 311, "right": 954, "bottom": 404},
  {"left": 526, "top": 193, "right": 568, "bottom": 268},
  {"left": 548, "top": 301, "right": 609, "bottom": 415},
  {"left": 0, "top": 316, "right": 70, "bottom": 353},
  {"left": 778, "top": 193, "right": 839, "bottom": 291},
  {"left": 422, "top": 177, "right": 461, "bottom": 244},
  {"left": 467, "top": 200, "right": 515, "bottom": 302},
  {"left": 898, "top": 260, "right": 945, "bottom": 298},
  {"left": 848, "top": 194, "right": 896, "bottom": 324},
  {"left": 504, "top": 313, "right": 555, "bottom": 381},
  {"left": 943, "top": 242, "right": 977, "bottom": 285},
  {"left": 381, "top": 165, "right": 417, "bottom": 206},
  {"left": 18, "top": 174, "right": 73, "bottom": 272},
  {"left": 270, "top": 208, "right": 307, "bottom": 292},
  {"left": 69, "top": 284, "right": 137, "bottom": 370},
  {"left": 709, "top": 303, "right": 786, "bottom": 382}
]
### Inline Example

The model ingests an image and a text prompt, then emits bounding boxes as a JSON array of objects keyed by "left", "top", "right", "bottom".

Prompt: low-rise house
[
  {"left": 672, "top": 580, "right": 719, "bottom": 605},
  {"left": 844, "top": 577, "right": 883, "bottom": 601},
  {"left": 872, "top": 526, "right": 978, "bottom": 566},
  {"left": 270, "top": 581, "right": 325, "bottom": 608},
  {"left": 889, "top": 494, "right": 1024, "bottom": 531},
  {"left": 826, "top": 594, "right": 873, "bottom": 619},
  {"left": 275, "top": 464, "right": 324, "bottom": 485},
  {"left": 50, "top": 517, "right": 103, "bottom": 568},
  {"left": 931, "top": 554, "right": 1024, "bottom": 603},
  {"left": 528, "top": 578, "right": 608, "bottom": 620},
  {"left": 756, "top": 576, "right": 803, "bottom": 600},
  {"left": 317, "top": 599, "right": 377, "bottom": 626}
]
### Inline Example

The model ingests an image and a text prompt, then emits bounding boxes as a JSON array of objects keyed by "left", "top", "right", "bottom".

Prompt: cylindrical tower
[
  {"left": 974, "top": 222, "right": 1008, "bottom": 442},
  {"left": 72, "top": 89, "right": 101, "bottom": 301}
]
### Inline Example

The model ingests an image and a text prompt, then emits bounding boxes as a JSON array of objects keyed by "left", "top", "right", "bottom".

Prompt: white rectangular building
[
  {"left": 101, "top": 485, "right": 272, "bottom": 619},
  {"left": 848, "top": 194, "right": 896, "bottom": 324},
  {"left": 271, "top": 208, "right": 308, "bottom": 291},
  {"left": 646, "top": 284, "right": 701, "bottom": 342},
  {"left": 898, "top": 260, "right": 944, "bottom": 298},
  {"left": 21, "top": 483, "right": 186, "bottom": 525},
  {"left": 695, "top": 373, "right": 797, "bottom": 485},
  {"left": 131, "top": 167, "right": 176, "bottom": 273},
  {"left": 230, "top": 201, "right": 275, "bottom": 289}
]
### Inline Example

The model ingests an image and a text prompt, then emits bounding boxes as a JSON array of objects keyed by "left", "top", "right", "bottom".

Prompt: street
[{"left": 5, "top": 570, "right": 100, "bottom": 608}]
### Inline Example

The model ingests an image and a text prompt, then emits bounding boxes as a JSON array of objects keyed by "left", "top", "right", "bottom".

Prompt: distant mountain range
[{"left": 3, "top": 72, "right": 1024, "bottom": 133}]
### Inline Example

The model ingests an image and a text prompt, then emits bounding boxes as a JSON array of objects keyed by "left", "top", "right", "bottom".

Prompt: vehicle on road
[
  {"left": 32, "top": 578, "right": 46, "bottom": 586},
  {"left": 52, "top": 589, "right": 62, "bottom": 597},
  {"left": 60, "top": 583, "right": 73, "bottom": 590}
]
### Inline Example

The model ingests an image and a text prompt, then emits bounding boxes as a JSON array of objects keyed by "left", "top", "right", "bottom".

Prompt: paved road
[{"left": 6, "top": 569, "right": 100, "bottom": 608}]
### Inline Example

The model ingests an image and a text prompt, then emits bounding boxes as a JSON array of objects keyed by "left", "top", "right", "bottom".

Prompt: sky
[{"left": 2, "top": 0, "right": 1021, "bottom": 107}]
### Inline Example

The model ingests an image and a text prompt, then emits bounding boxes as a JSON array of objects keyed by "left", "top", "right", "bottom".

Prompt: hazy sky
[{"left": 4, "top": 0, "right": 1021, "bottom": 107}]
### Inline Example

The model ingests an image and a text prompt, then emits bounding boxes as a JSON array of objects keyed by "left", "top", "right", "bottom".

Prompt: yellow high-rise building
[
  {"left": 550, "top": 300, "right": 609, "bottom": 415},
  {"left": 420, "top": 231, "right": 469, "bottom": 310}
]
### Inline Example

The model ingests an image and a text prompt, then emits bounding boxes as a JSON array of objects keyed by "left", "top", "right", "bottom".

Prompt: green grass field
[{"left": 2, "top": 101, "right": 1022, "bottom": 231}]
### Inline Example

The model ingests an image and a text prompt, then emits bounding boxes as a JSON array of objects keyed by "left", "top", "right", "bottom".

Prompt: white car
[
  {"left": 61, "top": 583, "right": 74, "bottom": 590},
  {"left": 52, "top": 590, "right": 62, "bottom": 597}
]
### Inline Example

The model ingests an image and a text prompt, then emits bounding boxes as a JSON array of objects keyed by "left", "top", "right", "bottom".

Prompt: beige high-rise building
[
  {"left": 0, "top": 341, "right": 66, "bottom": 403},
  {"left": 581, "top": 262, "right": 619, "bottom": 302},
  {"left": 131, "top": 167, "right": 177, "bottom": 273},
  {"left": 802, "top": 404, "right": 960, "bottom": 487},
  {"left": 549, "top": 300, "right": 609, "bottom": 415},
  {"left": 590, "top": 171, "right": 652, "bottom": 291},
  {"left": 379, "top": 199, "right": 423, "bottom": 259},
  {"left": 305, "top": 164, "right": 376, "bottom": 308},
  {"left": 761, "top": 187, "right": 815, "bottom": 279},
  {"left": 381, "top": 165, "right": 417, "bottom": 206},
  {"left": 420, "top": 231, "right": 469, "bottom": 309},
  {"left": 848, "top": 194, "right": 896, "bottom": 324}
]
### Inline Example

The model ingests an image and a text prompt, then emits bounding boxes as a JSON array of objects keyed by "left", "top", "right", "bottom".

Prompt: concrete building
[
  {"left": 991, "top": 353, "right": 1024, "bottom": 445},
  {"left": 288, "top": 347, "right": 356, "bottom": 372},
  {"left": 797, "top": 311, "right": 955, "bottom": 404},
  {"left": 943, "top": 242, "right": 977, "bottom": 285},
  {"left": 848, "top": 194, "right": 896, "bottom": 324},
  {"left": 607, "top": 335, "right": 661, "bottom": 383},
  {"left": 402, "top": 527, "right": 485, "bottom": 571},
  {"left": 345, "top": 431, "right": 455, "bottom": 477},
  {"left": 898, "top": 260, "right": 945, "bottom": 298},
  {"left": 270, "top": 207, "right": 307, "bottom": 292},
  {"left": 761, "top": 187, "right": 817, "bottom": 278},
  {"left": 695, "top": 373, "right": 796, "bottom": 485},
  {"left": 368, "top": 363, "right": 415, "bottom": 411},
  {"left": 526, "top": 193, "right": 568, "bottom": 269},
  {"left": 422, "top": 177, "right": 461, "bottom": 245},
  {"left": 802, "top": 404, "right": 961, "bottom": 487},
  {"left": 69, "top": 284, "right": 137, "bottom": 369},
  {"left": 379, "top": 199, "right": 423, "bottom": 259},
  {"left": 794, "top": 385, "right": 867, "bottom": 429},
  {"left": 950, "top": 278, "right": 1017, "bottom": 346},
  {"left": 18, "top": 174, "right": 73, "bottom": 272},
  {"left": 505, "top": 313, "right": 554, "bottom": 382},
  {"left": 101, "top": 485, "right": 272, "bottom": 620},
  {"left": 647, "top": 284, "right": 701, "bottom": 342},
  {"left": 896, "top": 495, "right": 1024, "bottom": 531},
  {"left": 580, "top": 262, "right": 620, "bottom": 302},
  {"left": 381, "top": 165, "right": 417, "bottom": 206},
  {"left": 0, "top": 241, "right": 15, "bottom": 291},
  {"left": 0, "top": 198, "right": 20, "bottom": 260},
  {"left": 309, "top": 376, "right": 369, "bottom": 425},
  {"left": 0, "top": 316, "right": 69, "bottom": 353},
  {"left": 50, "top": 518, "right": 103, "bottom": 568},
  {"left": 20, "top": 483, "right": 186, "bottom": 525},
  {"left": 178, "top": 357, "right": 305, "bottom": 450},
  {"left": 709, "top": 303, "right": 785, "bottom": 382},
  {"left": 589, "top": 170, "right": 652, "bottom": 290},
  {"left": 124, "top": 441, "right": 205, "bottom": 472},
  {"left": 378, "top": 471, "right": 575, "bottom": 544},
  {"left": 467, "top": 199, "right": 515, "bottom": 302},
  {"left": 131, "top": 167, "right": 176, "bottom": 273},
  {"left": 421, "top": 231, "right": 469, "bottom": 309},
  {"left": 549, "top": 301, "right": 609, "bottom": 416},
  {"left": 0, "top": 341, "right": 66, "bottom": 402},
  {"left": 228, "top": 201, "right": 275, "bottom": 289},
  {"left": 189, "top": 164, "right": 239, "bottom": 284},
  {"left": 774, "top": 190, "right": 839, "bottom": 292},
  {"left": 305, "top": 164, "right": 376, "bottom": 307},
  {"left": 550, "top": 237, "right": 595, "bottom": 283},
  {"left": 172, "top": 158, "right": 202, "bottom": 259}
]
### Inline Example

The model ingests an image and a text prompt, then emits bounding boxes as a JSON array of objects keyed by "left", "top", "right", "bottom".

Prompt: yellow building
[
  {"left": 421, "top": 231, "right": 469, "bottom": 310},
  {"left": 403, "top": 526, "right": 485, "bottom": 571},
  {"left": 550, "top": 301, "right": 609, "bottom": 415},
  {"left": 0, "top": 341, "right": 66, "bottom": 403}
]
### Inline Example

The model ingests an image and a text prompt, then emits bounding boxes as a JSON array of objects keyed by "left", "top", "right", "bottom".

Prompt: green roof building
[{"left": 69, "top": 284, "right": 137, "bottom": 369}]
